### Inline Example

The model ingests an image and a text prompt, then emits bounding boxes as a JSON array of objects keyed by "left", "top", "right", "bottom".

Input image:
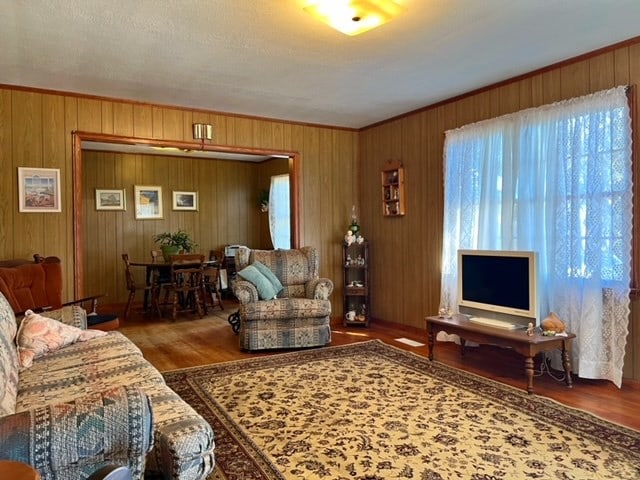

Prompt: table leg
[
  {"left": 562, "top": 341, "right": 573, "bottom": 388},
  {"left": 459, "top": 338, "right": 468, "bottom": 356},
  {"left": 525, "top": 356, "right": 535, "bottom": 394},
  {"left": 143, "top": 266, "right": 152, "bottom": 311},
  {"left": 427, "top": 323, "right": 435, "bottom": 361}
]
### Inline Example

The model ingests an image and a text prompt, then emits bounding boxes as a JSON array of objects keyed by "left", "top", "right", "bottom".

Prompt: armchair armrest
[
  {"left": 15, "top": 294, "right": 105, "bottom": 330},
  {"left": 41, "top": 305, "right": 88, "bottom": 329},
  {"left": 0, "top": 385, "right": 154, "bottom": 479},
  {"left": 62, "top": 293, "right": 105, "bottom": 313},
  {"left": 306, "top": 277, "right": 334, "bottom": 300},
  {"left": 232, "top": 279, "right": 260, "bottom": 304}
]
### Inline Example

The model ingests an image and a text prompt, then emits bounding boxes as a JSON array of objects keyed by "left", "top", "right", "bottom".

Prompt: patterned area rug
[{"left": 163, "top": 340, "right": 640, "bottom": 480}]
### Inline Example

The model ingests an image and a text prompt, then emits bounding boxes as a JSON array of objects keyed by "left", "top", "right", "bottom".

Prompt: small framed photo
[
  {"left": 18, "top": 167, "right": 62, "bottom": 213},
  {"left": 134, "top": 185, "right": 163, "bottom": 219},
  {"left": 172, "top": 191, "right": 198, "bottom": 211},
  {"left": 95, "top": 189, "right": 126, "bottom": 211}
]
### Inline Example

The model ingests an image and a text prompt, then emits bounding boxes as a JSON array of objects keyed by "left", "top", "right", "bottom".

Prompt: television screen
[{"left": 458, "top": 249, "right": 538, "bottom": 321}]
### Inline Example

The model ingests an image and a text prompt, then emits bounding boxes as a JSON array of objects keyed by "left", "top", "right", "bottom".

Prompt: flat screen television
[{"left": 457, "top": 249, "right": 539, "bottom": 327}]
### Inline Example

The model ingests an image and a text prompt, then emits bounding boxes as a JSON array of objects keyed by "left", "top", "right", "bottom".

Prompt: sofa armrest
[
  {"left": 0, "top": 385, "right": 154, "bottom": 479},
  {"left": 306, "top": 277, "right": 334, "bottom": 300},
  {"left": 232, "top": 279, "right": 260, "bottom": 304}
]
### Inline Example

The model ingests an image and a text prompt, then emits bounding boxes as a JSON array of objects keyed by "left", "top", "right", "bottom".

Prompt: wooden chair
[
  {"left": 203, "top": 250, "right": 224, "bottom": 311},
  {"left": 150, "top": 249, "right": 164, "bottom": 263},
  {"left": 150, "top": 249, "right": 172, "bottom": 303},
  {"left": 163, "top": 254, "right": 205, "bottom": 320},
  {"left": 122, "top": 253, "right": 160, "bottom": 318}
]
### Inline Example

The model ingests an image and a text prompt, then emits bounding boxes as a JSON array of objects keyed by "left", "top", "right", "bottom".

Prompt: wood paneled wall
[
  {"left": 359, "top": 41, "right": 640, "bottom": 379},
  {"left": 0, "top": 89, "right": 358, "bottom": 317}
]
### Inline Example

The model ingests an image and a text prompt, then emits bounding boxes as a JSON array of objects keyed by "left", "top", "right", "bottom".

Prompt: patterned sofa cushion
[
  {"left": 0, "top": 292, "right": 19, "bottom": 416},
  {"left": 16, "top": 332, "right": 165, "bottom": 411},
  {"left": 15, "top": 331, "right": 143, "bottom": 374}
]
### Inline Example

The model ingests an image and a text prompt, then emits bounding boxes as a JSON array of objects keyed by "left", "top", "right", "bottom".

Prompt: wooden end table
[{"left": 425, "top": 314, "right": 575, "bottom": 394}]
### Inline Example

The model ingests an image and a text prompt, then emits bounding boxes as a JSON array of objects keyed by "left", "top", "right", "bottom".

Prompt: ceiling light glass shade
[{"left": 304, "top": 0, "right": 405, "bottom": 36}]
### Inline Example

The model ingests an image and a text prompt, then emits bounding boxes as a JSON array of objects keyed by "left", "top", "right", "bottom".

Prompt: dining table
[{"left": 129, "top": 258, "right": 220, "bottom": 311}]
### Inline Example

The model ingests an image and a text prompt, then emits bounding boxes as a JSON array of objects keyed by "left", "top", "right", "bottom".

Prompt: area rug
[{"left": 163, "top": 340, "right": 640, "bottom": 479}]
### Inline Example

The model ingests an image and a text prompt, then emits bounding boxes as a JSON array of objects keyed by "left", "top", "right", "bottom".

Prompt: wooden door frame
[{"left": 71, "top": 131, "right": 301, "bottom": 297}]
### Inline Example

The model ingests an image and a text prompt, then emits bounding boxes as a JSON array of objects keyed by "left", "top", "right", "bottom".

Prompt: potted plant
[
  {"left": 258, "top": 189, "right": 269, "bottom": 212},
  {"left": 153, "top": 229, "right": 198, "bottom": 261}
]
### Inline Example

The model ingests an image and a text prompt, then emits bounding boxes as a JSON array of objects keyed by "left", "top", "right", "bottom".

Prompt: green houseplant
[
  {"left": 153, "top": 229, "right": 198, "bottom": 261},
  {"left": 258, "top": 189, "right": 269, "bottom": 212}
]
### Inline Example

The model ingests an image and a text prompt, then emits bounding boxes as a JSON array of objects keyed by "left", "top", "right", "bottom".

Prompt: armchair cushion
[
  {"left": 240, "top": 297, "right": 331, "bottom": 320},
  {"left": 252, "top": 260, "right": 284, "bottom": 295},
  {"left": 237, "top": 264, "right": 279, "bottom": 300},
  {"left": 16, "top": 310, "right": 106, "bottom": 368}
]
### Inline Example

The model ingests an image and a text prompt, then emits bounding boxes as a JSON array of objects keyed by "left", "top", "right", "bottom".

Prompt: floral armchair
[{"left": 232, "top": 247, "right": 333, "bottom": 351}]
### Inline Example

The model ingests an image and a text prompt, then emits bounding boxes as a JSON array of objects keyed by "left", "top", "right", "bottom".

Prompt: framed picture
[
  {"left": 18, "top": 167, "right": 61, "bottom": 213},
  {"left": 134, "top": 185, "right": 163, "bottom": 219},
  {"left": 172, "top": 191, "right": 198, "bottom": 211},
  {"left": 95, "top": 189, "right": 126, "bottom": 210}
]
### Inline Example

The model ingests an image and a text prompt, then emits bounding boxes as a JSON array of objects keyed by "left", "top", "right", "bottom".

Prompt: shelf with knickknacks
[
  {"left": 342, "top": 206, "right": 370, "bottom": 326},
  {"left": 381, "top": 159, "right": 405, "bottom": 217}
]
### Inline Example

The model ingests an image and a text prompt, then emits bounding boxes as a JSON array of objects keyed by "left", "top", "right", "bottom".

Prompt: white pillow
[{"left": 16, "top": 310, "right": 106, "bottom": 369}]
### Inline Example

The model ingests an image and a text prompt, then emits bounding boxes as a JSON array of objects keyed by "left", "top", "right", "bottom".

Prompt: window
[
  {"left": 268, "top": 174, "right": 290, "bottom": 249},
  {"left": 441, "top": 86, "right": 632, "bottom": 387}
]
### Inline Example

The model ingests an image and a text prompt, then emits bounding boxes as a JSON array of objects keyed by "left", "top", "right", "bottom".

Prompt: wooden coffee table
[{"left": 425, "top": 314, "right": 575, "bottom": 394}]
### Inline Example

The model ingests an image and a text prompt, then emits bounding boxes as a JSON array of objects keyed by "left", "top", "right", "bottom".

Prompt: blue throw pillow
[
  {"left": 238, "top": 265, "right": 278, "bottom": 300},
  {"left": 252, "top": 261, "right": 284, "bottom": 297}
]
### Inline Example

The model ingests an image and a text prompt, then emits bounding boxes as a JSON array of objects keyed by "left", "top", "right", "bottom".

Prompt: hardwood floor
[{"left": 110, "top": 300, "right": 640, "bottom": 432}]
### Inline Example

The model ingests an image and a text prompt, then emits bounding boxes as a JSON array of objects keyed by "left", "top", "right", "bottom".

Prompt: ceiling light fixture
[{"left": 303, "top": 0, "right": 406, "bottom": 36}]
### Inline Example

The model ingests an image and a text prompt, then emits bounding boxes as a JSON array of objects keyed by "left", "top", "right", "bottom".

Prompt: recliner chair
[{"left": 232, "top": 246, "right": 333, "bottom": 351}]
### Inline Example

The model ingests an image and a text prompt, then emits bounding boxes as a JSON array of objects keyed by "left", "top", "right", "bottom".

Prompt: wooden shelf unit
[
  {"left": 342, "top": 240, "right": 370, "bottom": 327},
  {"left": 381, "top": 160, "right": 405, "bottom": 217}
]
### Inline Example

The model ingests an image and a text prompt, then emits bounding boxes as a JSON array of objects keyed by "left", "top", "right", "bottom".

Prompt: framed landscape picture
[
  {"left": 96, "top": 189, "right": 126, "bottom": 210},
  {"left": 172, "top": 191, "right": 198, "bottom": 211},
  {"left": 134, "top": 185, "right": 163, "bottom": 219},
  {"left": 18, "top": 167, "right": 61, "bottom": 213}
]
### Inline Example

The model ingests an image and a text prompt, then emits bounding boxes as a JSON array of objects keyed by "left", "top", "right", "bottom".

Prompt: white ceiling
[{"left": 2, "top": 1, "right": 639, "bottom": 129}]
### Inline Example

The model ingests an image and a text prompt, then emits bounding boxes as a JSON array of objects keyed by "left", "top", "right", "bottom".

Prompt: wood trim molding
[
  {"left": 0, "top": 83, "right": 357, "bottom": 132},
  {"left": 71, "top": 131, "right": 301, "bottom": 298}
]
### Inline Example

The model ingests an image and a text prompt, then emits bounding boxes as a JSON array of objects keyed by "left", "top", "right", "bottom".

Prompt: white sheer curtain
[
  {"left": 268, "top": 174, "right": 291, "bottom": 249},
  {"left": 441, "top": 86, "right": 632, "bottom": 387}
]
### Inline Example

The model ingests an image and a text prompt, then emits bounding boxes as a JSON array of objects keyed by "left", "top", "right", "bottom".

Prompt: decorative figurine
[
  {"left": 526, "top": 322, "right": 534, "bottom": 336},
  {"left": 344, "top": 230, "right": 354, "bottom": 246}
]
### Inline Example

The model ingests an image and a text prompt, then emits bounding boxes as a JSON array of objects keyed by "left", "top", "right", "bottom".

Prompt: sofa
[
  {"left": 233, "top": 246, "right": 333, "bottom": 351},
  {"left": 0, "top": 292, "right": 215, "bottom": 478}
]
